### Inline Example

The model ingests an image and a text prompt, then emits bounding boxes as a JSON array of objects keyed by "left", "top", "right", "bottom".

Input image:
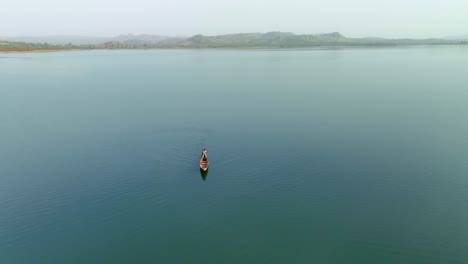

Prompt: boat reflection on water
[{"left": 200, "top": 169, "right": 208, "bottom": 181}]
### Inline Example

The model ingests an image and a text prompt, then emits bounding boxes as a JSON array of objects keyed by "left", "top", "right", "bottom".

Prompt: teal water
[{"left": 1, "top": 47, "right": 468, "bottom": 263}]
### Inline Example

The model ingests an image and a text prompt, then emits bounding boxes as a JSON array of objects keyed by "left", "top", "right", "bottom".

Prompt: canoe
[{"left": 200, "top": 150, "right": 209, "bottom": 171}]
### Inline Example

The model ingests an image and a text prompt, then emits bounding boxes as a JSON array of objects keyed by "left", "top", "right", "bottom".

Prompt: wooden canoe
[{"left": 200, "top": 151, "right": 209, "bottom": 171}]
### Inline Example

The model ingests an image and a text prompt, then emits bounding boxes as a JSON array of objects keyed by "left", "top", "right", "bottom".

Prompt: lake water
[{"left": 1, "top": 47, "right": 468, "bottom": 263}]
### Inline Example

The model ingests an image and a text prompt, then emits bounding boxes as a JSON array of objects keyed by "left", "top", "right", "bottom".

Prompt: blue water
[{"left": 1, "top": 47, "right": 468, "bottom": 263}]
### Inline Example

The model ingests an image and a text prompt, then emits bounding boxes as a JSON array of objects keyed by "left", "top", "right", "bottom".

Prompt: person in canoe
[{"left": 200, "top": 148, "right": 209, "bottom": 171}]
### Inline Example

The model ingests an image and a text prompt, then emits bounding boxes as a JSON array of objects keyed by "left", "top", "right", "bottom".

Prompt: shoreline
[
  {"left": 1, "top": 44, "right": 467, "bottom": 54},
  {"left": 0, "top": 49, "right": 68, "bottom": 54}
]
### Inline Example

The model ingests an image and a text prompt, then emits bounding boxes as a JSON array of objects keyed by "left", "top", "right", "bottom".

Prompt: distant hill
[
  {"left": 2, "top": 32, "right": 467, "bottom": 51},
  {"left": 166, "top": 32, "right": 349, "bottom": 47},
  {"left": 155, "top": 32, "right": 464, "bottom": 48},
  {"left": 111, "top": 34, "right": 185, "bottom": 45}
]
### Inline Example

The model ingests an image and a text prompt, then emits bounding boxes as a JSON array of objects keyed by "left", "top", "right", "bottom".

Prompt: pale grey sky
[{"left": 1, "top": 0, "right": 467, "bottom": 38}]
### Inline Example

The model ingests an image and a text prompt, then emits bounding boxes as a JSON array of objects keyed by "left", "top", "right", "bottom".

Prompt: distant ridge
[
  {"left": 2, "top": 32, "right": 468, "bottom": 51},
  {"left": 111, "top": 34, "right": 185, "bottom": 45},
  {"left": 172, "top": 32, "right": 346, "bottom": 47},
  {"left": 154, "top": 31, "right": 466, "bottom": 48}
]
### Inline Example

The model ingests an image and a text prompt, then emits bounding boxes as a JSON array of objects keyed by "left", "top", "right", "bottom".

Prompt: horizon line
[{"left": 1, "top": 31, "right": 467, "bottom": 40}]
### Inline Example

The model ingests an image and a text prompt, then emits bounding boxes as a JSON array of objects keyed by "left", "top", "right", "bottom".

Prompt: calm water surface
[{"left": 1, "top": 47, "right": 468, "bottom": 263}]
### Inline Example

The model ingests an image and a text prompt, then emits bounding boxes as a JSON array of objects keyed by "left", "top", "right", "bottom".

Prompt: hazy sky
[{"left": 1, "top": 0, "right": 467, "bottom": 38}]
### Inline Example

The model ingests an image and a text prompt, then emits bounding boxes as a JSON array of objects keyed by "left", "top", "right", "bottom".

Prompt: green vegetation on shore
[
  {"left": 0, "top": 41, "right": 89, "bottom": 51},
  {"left": 2, "top": 32, "right": 468, "bottom": 52}
]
